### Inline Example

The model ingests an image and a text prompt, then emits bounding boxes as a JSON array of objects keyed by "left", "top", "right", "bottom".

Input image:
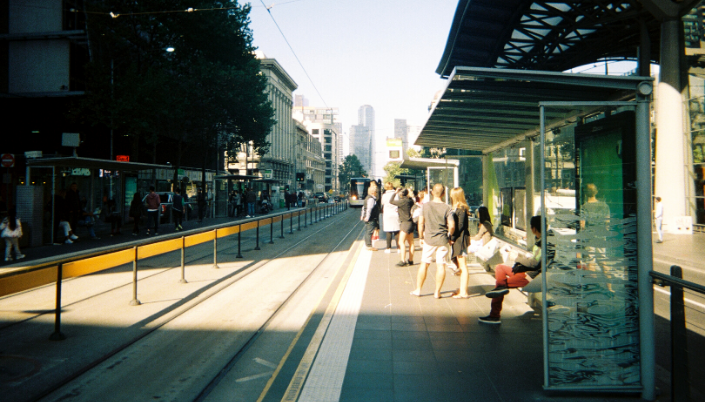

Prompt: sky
[{"left": 246, "top": 0, "right": 459, "bottom": 172}]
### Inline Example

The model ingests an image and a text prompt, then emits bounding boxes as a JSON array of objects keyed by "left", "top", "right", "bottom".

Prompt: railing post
[
  {"left": 297, "top": 210, "right": 301, "bottom": 231},
  {"left": 180, "top": 236, "right": 187, "bottom": 283},
  {"left": 49, "top": 263, "right": 66, "bottom": 341},
  {"left": 236, "top": 224, "right": 243, "bottom": 258},
  {"left": 130, "top": 246, "right": 141, "bottom": 306},
  {"left": 670, "top": 265, "right": 690, "bottom": 402},
  {"left": 279, "top": 214, "right": 285, "bottom": 238},
  {"left": 304, "top": 208, "right": 308, "bottom": 228},
  {"left": 255, "top": 219, "right": 261, "bottom": 250},
  {"left": 269, "top": 217, "right": 275, "bottom": 244},
  {"left": 213, "top": 229, "right": 219, "bottom": 269},
  {"left": 289, "top": 212, "right": 294, "bottom": 234}
]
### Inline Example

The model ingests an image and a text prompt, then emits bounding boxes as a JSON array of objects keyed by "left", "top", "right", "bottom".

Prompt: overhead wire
[{"left": 257, "top": 0, "right": 328, "bottom": 107}]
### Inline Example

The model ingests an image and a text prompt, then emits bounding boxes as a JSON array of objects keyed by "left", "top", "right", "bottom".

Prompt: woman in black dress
[
  {"left": 390, "top": 188, "right": 415, "bottom": 266},
  {"left": 449, "top": 187, "right": 471, "bottom": 298}
]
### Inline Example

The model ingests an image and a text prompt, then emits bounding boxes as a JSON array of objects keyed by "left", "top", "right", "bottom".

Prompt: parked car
[{"left": 314, "top": 192, "right": 327, "bottom": 202}]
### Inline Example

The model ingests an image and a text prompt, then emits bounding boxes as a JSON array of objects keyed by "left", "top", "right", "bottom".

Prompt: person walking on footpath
[
  {"left": 449, "top": 187, "right": 471, "bottom": 298},
  {"left": 65, "top": 182, "right": 82, "bottom": 234},
  {"left": 197, "top": 187, "right": 207, "bottom": 223},
  {"left": 410, "top": 183, "right": 455, "bottom": 299},
  {"left": 129, "top": 192, "right": 142, "bottom": 235},
  {"left": 1, "top": 208, "right": 25, "bottom": 262},
  {"left": 480, "top": 216, "right": 549, "bottom": 324},
  {"left": 246, "top": 188, "right": 257, "bottom": 217},
  {"left": 381, "top": 182, "right": 400, "bottom": 253},
  {"left": 143, "top": 186, "right": 161, "bottom": 235},
  {"left": 361, "top": 181, "right": 380, "bottom": 251},
  {"left": 172, "top": 187, "right": 184, "bottom": 231},
  {"left": 654, "top": 196, "right": 663, "bottom": 243},
  {"left": 390, "top": 187, "right": 415, "bottom": 266}
]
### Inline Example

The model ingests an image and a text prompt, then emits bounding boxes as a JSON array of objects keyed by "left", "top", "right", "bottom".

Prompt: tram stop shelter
[
  {"left": 416, "top": 66, "right": 655, "bottom": 396},
  {"left": 400, "top": 155, "right": 459, "bottom": 203},
  {"left": 20, "top": 156, "right": 173, "bottom": 246}
]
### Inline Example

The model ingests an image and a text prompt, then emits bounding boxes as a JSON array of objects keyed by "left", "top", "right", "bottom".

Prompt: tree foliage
[
  {"left": 72, "top": 0, "right": 274, "bottom": 178},
  {"left": 338, "top": 154, "right": 368, "bottom": 192},
  {"left": 382, "top": 162, "right": 410, "bottom": 188}
]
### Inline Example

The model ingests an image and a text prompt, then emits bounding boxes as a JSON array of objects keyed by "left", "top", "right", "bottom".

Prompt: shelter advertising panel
[{"left": 540, "top": 107, "right": 641, "bottom": 391}]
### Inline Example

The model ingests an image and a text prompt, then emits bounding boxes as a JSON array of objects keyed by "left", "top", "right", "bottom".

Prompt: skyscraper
[{"left": 352, "top": 105, "right": 375, "bottom": 176}]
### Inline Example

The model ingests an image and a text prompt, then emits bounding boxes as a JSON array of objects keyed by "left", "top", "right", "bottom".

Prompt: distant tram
[{"left": 349, "top": 178, "right": 372, "bottom": 207}]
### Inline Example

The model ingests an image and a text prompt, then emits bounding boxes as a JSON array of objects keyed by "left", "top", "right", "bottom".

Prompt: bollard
[
  {"left": 236, "top": 224, "right": 243, "bottom": 258},
  {"left": 130, "top": 246, "right": 141, "bottom": 306},
  {"left": 279, "top": 214, "right": 285, "bottom": 238},
  {"left": 213, "top": 229, "right": 219, "bottom": 269},
  {"left": 298, "top": 210, "right": 301, "bottom": 231},
  {"left": 269, "top": 217, "right": 275, "bottom": 244},
  {"left": 49, "top": 263, "right": 66, "bottom": 341},
  {"left": 180, "top": 236, "right": 187, "bottom": 283},
  {"left": 289, "top": 212, "right": 294, "bottom": 234},
  {"left": 670, "top": 266, "right": 690, "bottom": 402},
  {"left": 255, "top": 219, "right": 261, "bottom": 250},
  {"left": 304, "top": 208, "right": 308, "bottom": 228}
]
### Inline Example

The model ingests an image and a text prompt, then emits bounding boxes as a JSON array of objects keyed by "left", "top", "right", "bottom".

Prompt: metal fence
[
  {"left": 650, "top": 266, "right": 705, "bottom": 402},
  {"left": 0, "top": 201, "right": 348, "bottom": 341}
]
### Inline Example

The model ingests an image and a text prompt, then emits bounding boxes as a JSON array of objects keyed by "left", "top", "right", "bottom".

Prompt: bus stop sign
[{"left": 1, "top": 154, "right": 15, "bottom": 168}]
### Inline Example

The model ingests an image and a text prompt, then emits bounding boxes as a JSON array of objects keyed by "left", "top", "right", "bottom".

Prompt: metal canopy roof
[
  {"left": 416, "top": 67, "right": 651, "bottom": 153},
  {"left": 436, "top": 0, "right": 661, "bottom": 77},
  {"left": 399, "top": 157, "right": 459, "bottom": 171}
]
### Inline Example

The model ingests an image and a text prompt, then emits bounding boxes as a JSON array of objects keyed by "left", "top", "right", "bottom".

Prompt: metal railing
[
  {"left": 0, "top": 201, "right": 349, "bottom": 341},
  {"left": 650, "top": 266, "right": 705, "bottom": 402}
]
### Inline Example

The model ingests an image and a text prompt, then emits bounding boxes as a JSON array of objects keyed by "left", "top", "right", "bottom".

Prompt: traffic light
[{"left": 296, "top": 172, "right": 305, "bottom": 182}]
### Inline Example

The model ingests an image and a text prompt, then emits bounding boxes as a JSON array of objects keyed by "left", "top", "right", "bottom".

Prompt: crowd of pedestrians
[{"left": 363, "top": 181, "right": 551, "bottom": 326}]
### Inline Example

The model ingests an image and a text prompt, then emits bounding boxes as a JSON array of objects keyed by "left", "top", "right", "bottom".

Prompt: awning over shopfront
[
  {"left": 415, "top": 67, "right": 651, "bottom": 154},
  {"left": 26, "top": 156, "right": 171, "bottom": 171},
  {"left": 399, "top": 156, "right": 459, "bottom": 171}
]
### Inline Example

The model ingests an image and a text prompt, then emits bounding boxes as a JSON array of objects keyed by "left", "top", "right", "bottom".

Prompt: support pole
[
  {"left": 255, "top": 220, "right": 260, "bottom": 250},
  {"left": 236, "top": 224, "right": 243, "bottom": 258},
  {"left": 289, "top": 212, "right": 294, "bottom": 234},
  {"left": 130, "top": 246, "right": 141, "bottom": 306},
  {"left": 298, "top": 210, "right": 301, "bottom": 231},
  {"left": 269, "top": 217, "right": 274, "bottom": 244},
  {"left": 304, "top": 208, "right": 308, "bottom": 228},
  {"left": 670, "top": 266, "right": 690, "bottom": 402},
  {"left": 49, "top": 263, "right": 66, "bottom": 341},
  {"left": 213, "top": 229, "right": 219, "bottom": 269},
  {"left": 637, "top": 89, "right": 656, "bottom": 401},
  {"left": 180, "top": 236, "right": 187, "bottom": 283},
  {"left": 279, "top": 215, "right": 285, "bottom": 238}
]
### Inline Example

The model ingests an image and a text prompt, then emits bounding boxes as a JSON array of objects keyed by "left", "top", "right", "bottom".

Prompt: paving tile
[
  {"left": 392, "top": 349, "right": 437, "bottom": 363},
  {"left": 391, "top": 337, "right": 433, "bottom": 351},
  {"left": 353, "top": 329, "right": 391, "bottom": 340},
  {"left": 390, "top": 322, "right": 427, "bottom": 332},
  {"left": 342, "top": 372, "right": 393, "bottom": 390},
  {"left": 391, "top": 330, "right": 430, "bottom": 341},
  {"left": 346, "top": 358, "right": 393, "bottom": 375},
  {"left": 348, "top": 347, "right": 392, "bottom": 362},
  {"left": 351, "top": 337, "right": 392, "bottom": 351},
  {"left": 426, "top": 323, "right": 463, "bottom": 332}
]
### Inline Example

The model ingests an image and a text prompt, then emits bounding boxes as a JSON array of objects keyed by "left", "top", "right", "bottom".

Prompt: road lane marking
[
  {"left": 254, "top": 358, "right": 277, "bottom": 369},
  {"left": 654, "top": 286, "right": 705, "bottom": 310},
  {"left": 255, "top": 242, "right": 363, "bottom": 402},
  {"left": 237, "top": 372, "right": 274, "bottom": 383}
]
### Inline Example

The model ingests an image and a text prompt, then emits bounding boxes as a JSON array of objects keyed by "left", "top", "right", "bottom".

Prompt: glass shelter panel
[{"left": 541, "top": 106, "right": 641, "bottom": 390}]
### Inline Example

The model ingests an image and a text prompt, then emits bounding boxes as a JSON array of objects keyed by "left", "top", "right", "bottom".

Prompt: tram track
[{"left": 24, "top": 210, "right": 362, "bottom": 402}]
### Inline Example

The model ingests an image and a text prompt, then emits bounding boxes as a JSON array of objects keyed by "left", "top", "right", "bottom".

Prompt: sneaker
[
  {"left": 65, "top": 239, "right": 74, "bottom": 244},
  {"left": 69, "top": 234, "right": 79, "bottom": 240},
  {"left": 397, "top": 248, "right": 401, "bottom": 253},
  {"left": 246, "top": 215, "right": 251, "bottom": 218},
  {"left": 5, "top": 257, "right": 12, "bottom": 262},
  {"left": 366, "top": 247, "right": 378, "bottom": 251},
  {"left": 16, "top": 254, "right": 25, "bottom": 260},
  {"left": 395, "top": 261, "right": 408, "bottom": 267},
  {"left": 407, "top": 260, "right": 416, "bottom": 266},
  {"left": 91, "top": 236, "right": 101, "bottom": 240},
  {"left": 154, "top": 232, "right": 159, "bottom": 236},
  {"left": 485, "top": 286, "right": 509, "bottom": 298},
  {"left": 478, "top": 315, "right": 501, "bottom": 324},
  {"left": 132, "top": 232, "right": 138, "bottom": 236},
  {"left": 385, "top": 249, "right": 392, "bottom": 254}
]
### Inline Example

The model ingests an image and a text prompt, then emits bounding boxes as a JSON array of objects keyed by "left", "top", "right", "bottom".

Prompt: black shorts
[{"left": 400, "top": 221, "right": 415, "bottom": 234}]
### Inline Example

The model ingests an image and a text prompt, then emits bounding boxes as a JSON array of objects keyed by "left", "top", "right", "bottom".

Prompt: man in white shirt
[{"left": 654, "top": 196, "right": 663, "bottom": 243}]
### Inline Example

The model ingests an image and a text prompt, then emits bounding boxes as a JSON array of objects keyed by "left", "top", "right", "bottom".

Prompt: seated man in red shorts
[{"left": 479, "top": 216, "right": 546, "bottom": 324}]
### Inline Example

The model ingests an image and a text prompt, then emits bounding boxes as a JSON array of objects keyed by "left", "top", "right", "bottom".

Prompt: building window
[
  {"left": 312, "top": 129, "right": 319, "bottom": 134},
  {"left": 325, "top": 177, "right": 331, "bottom": 184},
  {"left": 326, "top": 162, "right": 331, "bottom": 168},
  {"left": 324, "top": 129, "right": 332, "bottom": 135},
  {"left": 325, "top": 145, "right": 331, "bottom": 152},
  {"left": 326, "top": 169, "right": 332, "bottom": 176},
  {"left": 325, "top": 137, "right": 331, "bottom": 144}
]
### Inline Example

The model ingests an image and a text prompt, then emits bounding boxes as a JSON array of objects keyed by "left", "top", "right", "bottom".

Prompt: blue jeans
[
  {"left": 147, "top": 210, "right": 159, "bottom": 233},
  {"left": 247, "top": 202, "right": 255, "bottom": 216}
]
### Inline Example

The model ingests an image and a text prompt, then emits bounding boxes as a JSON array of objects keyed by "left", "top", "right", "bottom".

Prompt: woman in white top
[
  {"left": 381, "top": 182, "right": 400, "bottom": 253},
  {"left": 1, "top": 208, "right": 25, "bottom": 261}
]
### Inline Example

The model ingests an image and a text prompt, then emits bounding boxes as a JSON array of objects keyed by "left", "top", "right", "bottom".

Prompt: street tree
[
  {"left": 383, "top": 162, "right": 410, "bottom": 188},
  {"left": 338, "top": 155, "right": 368, "bottom": 192}
]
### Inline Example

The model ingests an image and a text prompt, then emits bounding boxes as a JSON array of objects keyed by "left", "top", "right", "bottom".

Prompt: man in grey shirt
[{"left": 410, "top": 183, "right": 455, "bottom": 299}]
